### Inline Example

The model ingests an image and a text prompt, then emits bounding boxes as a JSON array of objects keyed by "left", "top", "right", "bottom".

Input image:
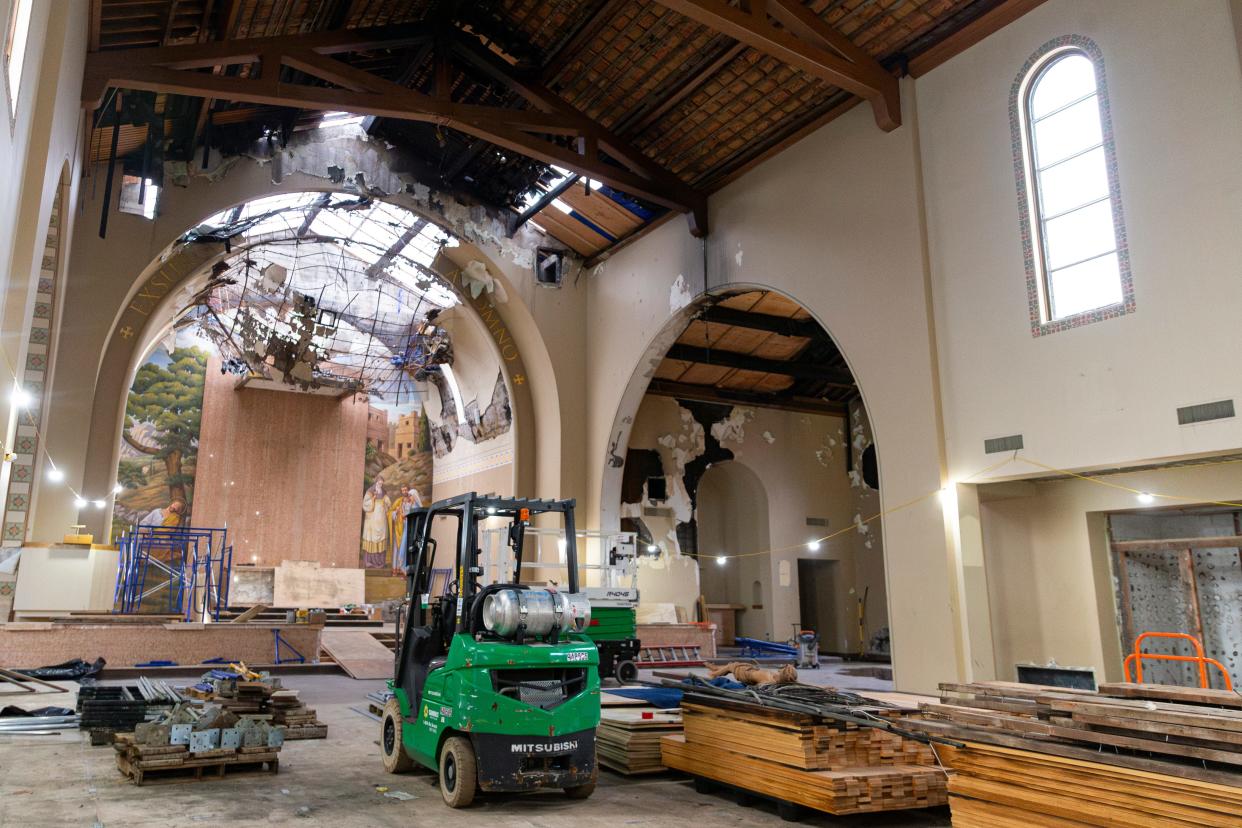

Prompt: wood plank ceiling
[
  {"left": 86, "top": 0, "right": 1044, "bottom": 263},
  {"left": 649, "top": 290, "right": 856, "bottom": 414}
]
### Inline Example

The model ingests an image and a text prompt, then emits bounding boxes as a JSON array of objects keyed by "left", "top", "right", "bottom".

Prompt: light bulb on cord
[
  {"left": 73, "top": 497, "right": 87, "bottom": 509},
  {"left": 646, "top": 544, "right": 658, "bottom": 554},
  {"left": 716, "top": 555, "right": 728, "bottom": 567},
  {"left": 113, "top": 484, "right": 123, "bottom": 494},
  {"left": 1136, "top": 492, "right": 1155, "bottom": 505},
  {"left": 92, "top": 499, "right": 105, "bottom": 509},
  {"left": 47, "top": 467, "right": 64, "bottom": 483},
  {"left": 807, "top": 540, "right": 821, "bottom": 552},
  {"left": 10, "top": 387, "right": 32, "bottom": 408}
]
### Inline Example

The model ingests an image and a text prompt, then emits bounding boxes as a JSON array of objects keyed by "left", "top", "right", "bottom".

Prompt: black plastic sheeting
[
  {"left": 13, "top": 658, "right": 105, "bottom": 681},
  {"left": 0, "top": 706, "right": 74, "bottom": 717}
]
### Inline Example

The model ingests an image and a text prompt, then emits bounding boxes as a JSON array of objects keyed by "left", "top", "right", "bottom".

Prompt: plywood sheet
[
  {"left": 320, "top": 629, "right": 393, "bottom": 679},
  {"left": 272, "top": 561, "right": 364, "bottom": 608}
]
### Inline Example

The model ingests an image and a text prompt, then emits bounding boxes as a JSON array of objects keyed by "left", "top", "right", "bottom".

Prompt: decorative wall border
[
  {"left": 2, "top": 188, "right": 61, "bottom": 546},
  {"left": 1010, "top": 34, "right": 1135, "bottom": 337}
]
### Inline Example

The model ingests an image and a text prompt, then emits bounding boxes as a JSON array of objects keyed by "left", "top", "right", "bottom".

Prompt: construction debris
[
  {"left": 188, "top": 666, "right": 327, "bottom": 740},
  {"left": 705, "top": 661, "right": 798, "bottom": 686}
]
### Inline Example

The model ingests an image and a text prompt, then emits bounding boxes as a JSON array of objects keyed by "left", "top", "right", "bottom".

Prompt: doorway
[{"left": 798, "top": 558, "right": 843, "bottom": 652}]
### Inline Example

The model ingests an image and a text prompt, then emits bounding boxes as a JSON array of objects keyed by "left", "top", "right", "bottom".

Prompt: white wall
[{"left": 921, "top": 0, "right": 1242, "bottom": 483}]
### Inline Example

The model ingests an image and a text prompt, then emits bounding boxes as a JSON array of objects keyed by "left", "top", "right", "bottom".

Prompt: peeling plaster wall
[{"left": 625, "top": 395, "right": 884, "bottom": 647}]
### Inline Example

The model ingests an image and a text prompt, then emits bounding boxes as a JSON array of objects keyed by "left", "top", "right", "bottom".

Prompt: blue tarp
[{"left": 606, "top": 677, "right": 744, "bottom": 709}]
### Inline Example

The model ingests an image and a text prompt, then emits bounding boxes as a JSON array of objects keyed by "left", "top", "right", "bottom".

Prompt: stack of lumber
[
  {"left": 597, "top": 708, "right": 682, "bottom": 774},
  {"left": 681, "top": 701, "right": 935, "bottom": 770},
  {"left": 901, "top": 681, "right": 1242, "bottom": 827},
  {"left": 660, "top": 694, "right": 946, "bottom": 816},
  {"left": 267, "top": 689, "right": 327, "bottom": 740},
  {"left": 214, "top": 680, "right": 269, "bottom": 714},
  {"left": 113, "top": 732, "right": 280, "bottom": 786}
]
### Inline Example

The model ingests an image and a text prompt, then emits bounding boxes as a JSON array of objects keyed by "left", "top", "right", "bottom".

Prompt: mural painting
[
  {"left": 113, "top": 332, "right": 209, "bottom": 537},
  {"left": 361, "top": 400, "right": 433, "bottom": 571}
]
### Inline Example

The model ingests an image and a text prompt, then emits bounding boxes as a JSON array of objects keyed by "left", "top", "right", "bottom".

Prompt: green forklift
[{"left": 379, "top": 493, "right": 600, "bottom": 808}]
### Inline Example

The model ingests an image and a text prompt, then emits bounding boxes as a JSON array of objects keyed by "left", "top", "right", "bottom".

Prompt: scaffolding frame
[{"left": 114, "top": 525, "right": 233, "bottom": 621}]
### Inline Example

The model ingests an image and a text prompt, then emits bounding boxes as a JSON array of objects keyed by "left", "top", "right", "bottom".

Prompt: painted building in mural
[{"left": 361, "top": 400, "right": 433, "bottom": 570}]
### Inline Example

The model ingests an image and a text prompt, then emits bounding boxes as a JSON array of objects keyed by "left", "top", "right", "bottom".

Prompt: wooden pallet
[
  {"left": 282, "top": 723, "right": 328, "bottom": 740},
  {"left": 115, "top": 748, "right": 280, "bottom": 786}
]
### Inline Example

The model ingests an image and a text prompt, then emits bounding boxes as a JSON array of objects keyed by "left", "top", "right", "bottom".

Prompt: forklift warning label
[{"left": 510, "top": 740, "right": 579, "bottom": 754}]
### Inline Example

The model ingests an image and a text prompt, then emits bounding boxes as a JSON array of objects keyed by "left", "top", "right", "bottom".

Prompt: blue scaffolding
[{"left": 114, "top": 525, "right": 233, "bottom": 621}]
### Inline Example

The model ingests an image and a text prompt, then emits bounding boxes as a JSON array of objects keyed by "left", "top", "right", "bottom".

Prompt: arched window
[{"left": 1012, "top": 37, "right": 1133, "bottom": 335}]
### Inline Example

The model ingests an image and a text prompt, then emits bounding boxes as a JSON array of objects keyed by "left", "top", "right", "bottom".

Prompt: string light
[
  {"left": 716, "top": 555, "right": 727, "bottom": 566},
  {"left": 92, "top": 499, "right": 105, "bottom": 509},
  {"left": 46, "top": 467, "right": 64, "bottom": 483},
  {"left": 1136, "top": 492, "right": 1155, "bottom": 505},
  {"left": 10, "top": 386, "right": 32, "bottom": 408},
  {"left": 73, "top": 497, "right": 87, "bottom": 509},
  {"left": 646, "top": 544, "right": 658, "bottom": 553},
  {"left": 807, "top": 540, "right": 821, "bottom": 552},
  {"left": 113, "top": 484, "right": 123, "bottom": 494}
]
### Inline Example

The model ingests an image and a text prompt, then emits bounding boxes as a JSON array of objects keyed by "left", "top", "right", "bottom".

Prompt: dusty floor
[{"left": 0, "top": 674, "right": 948, "bottom": 828}]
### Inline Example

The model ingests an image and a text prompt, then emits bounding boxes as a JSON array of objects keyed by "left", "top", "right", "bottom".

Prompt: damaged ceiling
[
  {"left": 85, "top": 0, "right": 1035, "bottom": 262},
  {"left": 650, "top": 290, "right": 855, "bottom": 415}
]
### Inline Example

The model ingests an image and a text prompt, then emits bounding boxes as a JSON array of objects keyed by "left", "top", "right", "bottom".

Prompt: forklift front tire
[
  {"left": 380, "top": 698, "right": 414, "bottom": 773},
  {"left": 439, "top": 736, "right": 478, "bottom": 808},
  {"left": 615, "top": 660, "right": 639, "bottom": 684}
]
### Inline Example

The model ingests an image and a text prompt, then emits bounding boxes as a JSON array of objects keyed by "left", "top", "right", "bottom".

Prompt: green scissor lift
[{"left": 380, "top": 493, "right": 600, "bottom": 808}]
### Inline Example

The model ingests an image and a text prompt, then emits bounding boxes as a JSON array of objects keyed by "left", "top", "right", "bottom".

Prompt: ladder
[{"left": 636, "top": 644, "right": 704, "bottom": 667}]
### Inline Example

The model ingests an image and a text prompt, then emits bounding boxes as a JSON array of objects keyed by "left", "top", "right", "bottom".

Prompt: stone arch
[{"left": 69, "top": 182, "right": 564, "bottom": 539}]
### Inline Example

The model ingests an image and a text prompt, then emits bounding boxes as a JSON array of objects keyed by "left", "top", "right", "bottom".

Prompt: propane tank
[{"left": 482, "top": 588, "right": 591, "bottom": 639}]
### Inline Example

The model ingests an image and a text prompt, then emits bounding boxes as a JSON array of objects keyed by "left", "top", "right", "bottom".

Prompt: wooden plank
[
  {"left": 661, "top": 734, "right": 947, "bottom": 815},
  {"left": 229, "top": 603, "right": 268, "bottom": 624},
  {"left": 1098, "top": 682, "right": 1242, "bottom": 710},
  {"left": 319, "top": 629, "right": 393, "bottom": 680},
  {"left": 1111, "top": 535, "right": 1242, "bottom": 552}
]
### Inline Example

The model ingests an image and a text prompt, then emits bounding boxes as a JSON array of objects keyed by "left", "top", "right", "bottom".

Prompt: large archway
[
  {"left": 605, "top": 285, "right": 890, "bottom": 661},
  {"left": 69, "top": 189, "right": 552, "bottom": 554}
]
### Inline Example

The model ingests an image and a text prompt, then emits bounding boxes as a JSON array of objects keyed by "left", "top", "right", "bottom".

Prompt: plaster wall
[
  {"left": 588, "top": 94, "right": 953, "bottom": 691},
  {"left": 975, "top": 461, "right": 1242, "bottom": 684},
  {"left": 919, "top": 0, "right": 1242, "bottom": 483},
  {"left": 192, "top": 357, "right": 368, "bottom": 569}
]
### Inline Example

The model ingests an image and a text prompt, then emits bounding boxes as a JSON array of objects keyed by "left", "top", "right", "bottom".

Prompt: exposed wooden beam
[
  {"left": 696, "top": 305, "right": 821, "bottom": 338},
  {"left": 665, "top": 343, "right": 854, "bottom": 384},
  {"left": 448, "top": 33, "right": 706, "bottom": 234},
  {"left": 650, "top": 0, "right": 899, "bottom": 130},
  {"left": 907, "top": 0, "right": 1050, "bottom": 78},
  {"left": 508, "top": 174, "right": 580, "bottom": 237},
  {"left": 646, "top": 379, "right": 846, "bottom": 416},
  {"left": 83, "top": 27, "right": 707, "bottom": 229},
  {"left": 618, "top": 41, "right": 746, "bottom": 137}
]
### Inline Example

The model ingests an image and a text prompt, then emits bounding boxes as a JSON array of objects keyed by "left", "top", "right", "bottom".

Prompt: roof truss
[
  {"left": 82, "top": 24, "right": 708, "bottom": 234},
  {"left": 650, "top": 0, "right": 901, "bottom": 131}
]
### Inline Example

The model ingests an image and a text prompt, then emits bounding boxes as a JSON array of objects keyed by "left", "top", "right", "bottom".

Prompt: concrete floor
[{"left": 0, "top": 674, "right": 948, "bottom": 828}]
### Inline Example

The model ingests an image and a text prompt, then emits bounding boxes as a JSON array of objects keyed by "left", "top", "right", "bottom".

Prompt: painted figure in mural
[
  {"left": 389, "top": 485, "right": 424, "bottom": 573},
  {"left": 141, "top": 498, "right": 186, "bottom": 528},
  {"left": 362, "top": 480, "right": 391, "bottom": 567}
]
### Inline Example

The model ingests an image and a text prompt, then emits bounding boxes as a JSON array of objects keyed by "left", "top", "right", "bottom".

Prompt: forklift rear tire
[
  {"left": 439, "top": 736, "right": 478, "bottom": 808},
  {"left": 380, "top": 698, "right": 414, "bottom": 773},
  {"left": 615, "top": 660, "right": 639, "bottom": 684}
]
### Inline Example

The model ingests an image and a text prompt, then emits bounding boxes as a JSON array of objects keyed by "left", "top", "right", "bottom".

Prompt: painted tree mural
[{"left": 117, "top": 346, "right": 207, "bottom": 526}]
